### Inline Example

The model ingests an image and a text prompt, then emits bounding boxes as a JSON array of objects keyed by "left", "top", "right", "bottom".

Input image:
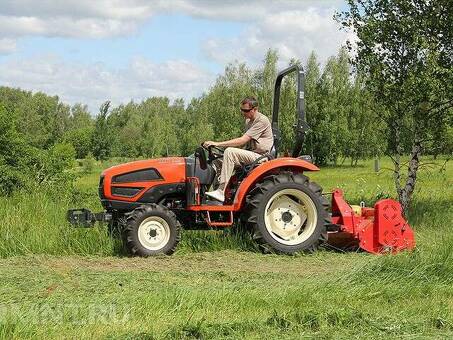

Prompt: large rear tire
[
  {"left": 124, "top": 204, "right": 181, "bottom": 256},
  {"left": 245, "top": 172, "right": 329, "bottom": 254}
]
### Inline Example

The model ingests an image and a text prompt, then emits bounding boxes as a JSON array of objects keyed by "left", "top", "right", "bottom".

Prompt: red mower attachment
[{"left": 327, "top": 189, "right": 415, "bottom": 254}]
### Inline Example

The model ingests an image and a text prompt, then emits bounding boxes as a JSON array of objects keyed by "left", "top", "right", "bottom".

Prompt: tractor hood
[{"left": 101, "top": 157, "right": 187, "bottom": 184}]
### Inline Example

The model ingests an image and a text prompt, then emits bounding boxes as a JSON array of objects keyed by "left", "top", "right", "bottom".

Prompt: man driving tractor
[
  {"left": 67, "top": 65, "right": 415, "bottom": 256},
  {"left": 203, "top": 97, "right": 274, "bottom": 202}
]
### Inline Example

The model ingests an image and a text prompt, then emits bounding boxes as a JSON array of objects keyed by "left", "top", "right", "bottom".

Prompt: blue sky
[
  {"left": 0, "top": 0, "right": 350, "bottom": 113},
  {"left": 14, "top": 14, "right": 246, "bottom": 73}
]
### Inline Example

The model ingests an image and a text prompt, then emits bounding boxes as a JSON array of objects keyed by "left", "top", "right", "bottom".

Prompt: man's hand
[{"left": 203, "top": 141, "right": 218, "bottom": 148}]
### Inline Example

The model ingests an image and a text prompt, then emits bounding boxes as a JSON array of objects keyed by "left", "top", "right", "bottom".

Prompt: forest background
[{"left": 1, "top": 48, "right": 451, "bottom": 197}]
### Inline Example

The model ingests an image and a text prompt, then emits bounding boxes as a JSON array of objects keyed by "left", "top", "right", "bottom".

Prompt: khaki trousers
[{"left": 217, "top": 147, "right": 262, "bottom": 191}]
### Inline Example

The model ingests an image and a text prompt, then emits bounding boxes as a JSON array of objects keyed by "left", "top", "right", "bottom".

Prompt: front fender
[{"left": 232, "top": 158, "right": 319, "bottom": 210}]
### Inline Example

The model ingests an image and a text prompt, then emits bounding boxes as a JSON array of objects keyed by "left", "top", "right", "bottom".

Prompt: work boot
[{"left": 205, "top": 189, "right": 225, "bottom": 202}]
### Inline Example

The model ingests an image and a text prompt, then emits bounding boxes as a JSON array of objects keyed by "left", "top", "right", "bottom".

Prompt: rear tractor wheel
[
  {"left": 124, "top": 204, "right": 181, "bottom": 256},
  {"left": 245, "top": 172, "right": 330, "bottom": 254}
]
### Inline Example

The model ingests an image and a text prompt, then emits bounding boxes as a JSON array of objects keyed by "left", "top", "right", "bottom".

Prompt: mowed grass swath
[
  {"left": 0, "top": 157, "right": 452, "bottom": 338},
  {"left": 0, "top": 242, "right": 452, "bottom": 338}
]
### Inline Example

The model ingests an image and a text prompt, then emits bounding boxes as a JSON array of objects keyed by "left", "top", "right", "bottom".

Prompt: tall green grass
[
  {"left": 0, "top": 190, "right": 118, "bottom": 257},
  {"left": 348, "top": 233, "right": 453, "bottom": 285},
  {"left": 0, "top": 157, "right": 451, "bottom": 258}
]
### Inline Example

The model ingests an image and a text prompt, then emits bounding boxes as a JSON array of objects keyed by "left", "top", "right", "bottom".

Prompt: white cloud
[
  {"left": 0, "top": 1, "right": 347, "bottom": 40},
  {"left": 202, "top": 7, "right": 350, "bottom": 66},
  {"left": 161, "top": 1, "right": 353, "bottom": 66},
  {"left": 0, "top": 0, "right": 343, "bottom": 23},
  {"left": 0, "top": 0, "right": 354, "bottom": 108},
  {"left": 0, "top": 0, "right": 156, "bottom": 50},
  {"left": 0, "top": 55, "right": 214, "bottom": 112},
  {"left": 0, "top": 38, "right": 17, "bottom": 54},
  {"left": 0, "top": 1, "right": 353, "bottom": 64},
  {"left": 157, "top": 0, "right": 344, "bottom": 21},
  {"left": 0, "top": 0, "right": 153, "bottom": 20},
  {"left": 0, "top": 15, "right": 138, "bottom": 39}
]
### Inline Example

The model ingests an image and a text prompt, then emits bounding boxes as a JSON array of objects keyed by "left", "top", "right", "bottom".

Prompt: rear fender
[{"left": 232, "top": 158, "right": 319, "bottom": 210}]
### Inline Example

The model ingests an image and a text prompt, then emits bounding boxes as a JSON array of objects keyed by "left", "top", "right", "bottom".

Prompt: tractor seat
[{"left": 237, "top": 151, "right": 272, "bottom": 178}]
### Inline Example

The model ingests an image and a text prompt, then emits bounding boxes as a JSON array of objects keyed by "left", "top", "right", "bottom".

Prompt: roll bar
[{"left": 271, "top": 65, "right": 309, "bottom": 157}]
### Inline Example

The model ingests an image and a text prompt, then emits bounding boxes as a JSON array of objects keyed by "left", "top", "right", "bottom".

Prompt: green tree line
[{"left": 0, "top": 48, "right": 451, "bottom": 196}]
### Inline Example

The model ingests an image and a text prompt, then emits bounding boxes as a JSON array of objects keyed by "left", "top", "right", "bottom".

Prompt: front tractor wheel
[
  {"left": 124, "top": 204, "right": 181, "bottom": 256},
  {"left": 246, "top": 173, "right": 329, "bottom": 254}
]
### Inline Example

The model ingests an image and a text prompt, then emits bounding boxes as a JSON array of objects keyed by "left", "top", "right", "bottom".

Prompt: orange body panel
[
  {"left": 102, "top": 157, "right": 186, "bottom": 202},
  {"left": 230, "top": 157, "right": 319, "bottom": 210}
]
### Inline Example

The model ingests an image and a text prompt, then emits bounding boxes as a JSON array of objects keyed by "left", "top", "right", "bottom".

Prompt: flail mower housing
[{"left": 68, "top": 65, "right": 415, "bottom": 256}]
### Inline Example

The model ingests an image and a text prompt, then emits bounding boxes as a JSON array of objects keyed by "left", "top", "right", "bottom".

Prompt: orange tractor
[{"left": 68, "top": 65, "right": 415, "bottom": 256}]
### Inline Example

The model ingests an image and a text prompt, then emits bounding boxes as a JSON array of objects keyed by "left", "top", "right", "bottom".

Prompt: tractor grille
[
  {"left": 98, "top": 176, "right": 105, "bottom": 199},
  {"left": 111, "top": 186, "right": 143, "bottom": 197}
]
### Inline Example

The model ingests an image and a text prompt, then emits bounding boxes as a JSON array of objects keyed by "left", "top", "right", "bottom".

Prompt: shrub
[
  {"left": 0, "top": 105, "right": 33, "bottom": 195},
  {"left": 0, "top": 105, "right": 76, "bottom": 196},
  {"left": 81, "top": 152, "right": 96, "bottom": 174},
  {"left": 31, "top": 142, "right": 76, "bottom": 194},
  {"left": 63, "top": 127, "right": 94, "bottom": 159}
]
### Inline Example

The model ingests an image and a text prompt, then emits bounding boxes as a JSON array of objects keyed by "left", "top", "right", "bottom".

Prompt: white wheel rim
[
  {"left": 264, "top": 189, "right": 318, "bottom": 246},
  {"left": 137, "top": 216, "right": 171, "bottom": 251}
]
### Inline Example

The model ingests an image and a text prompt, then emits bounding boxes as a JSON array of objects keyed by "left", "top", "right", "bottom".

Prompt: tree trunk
[
  {"left": 398, "top": 138, "right": 422, "bottom": 215},
  {"left": 393, "top": 120, "right": 403, "bottom": 203}
]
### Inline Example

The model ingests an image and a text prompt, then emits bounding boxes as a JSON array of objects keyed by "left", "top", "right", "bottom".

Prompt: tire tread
[
  {"left": 244, "top": 172, "right": 331, "bottom": 254},
  {"left": 123, "top": 204, "right": 181, "bottom": 257}
]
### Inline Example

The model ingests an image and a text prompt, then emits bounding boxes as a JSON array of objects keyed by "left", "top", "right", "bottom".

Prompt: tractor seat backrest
[{"left": 268, "top": 145, "right": 277, "bottom": 160}]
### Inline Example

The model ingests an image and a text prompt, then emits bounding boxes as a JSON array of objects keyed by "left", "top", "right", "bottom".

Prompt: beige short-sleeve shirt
[{"left": 245, "top": 112, "right": 274, "bottom": 154}]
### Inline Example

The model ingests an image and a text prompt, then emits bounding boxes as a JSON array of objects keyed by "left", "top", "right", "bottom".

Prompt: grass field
[{"left": 0, "top": 157, "right": 452, "bottom": 339}]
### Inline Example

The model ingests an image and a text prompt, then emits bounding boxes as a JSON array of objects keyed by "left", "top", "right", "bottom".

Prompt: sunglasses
[{"left": 240, "top": 107, "right": 254, "bottom": 113}]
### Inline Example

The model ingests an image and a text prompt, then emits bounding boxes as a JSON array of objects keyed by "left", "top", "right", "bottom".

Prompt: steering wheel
[
  {"left": 203, "top": 144, "right": 224, "bottom": 162},
  {"left": 195, "top": 144, "right": 224, "bottom": 170}
]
